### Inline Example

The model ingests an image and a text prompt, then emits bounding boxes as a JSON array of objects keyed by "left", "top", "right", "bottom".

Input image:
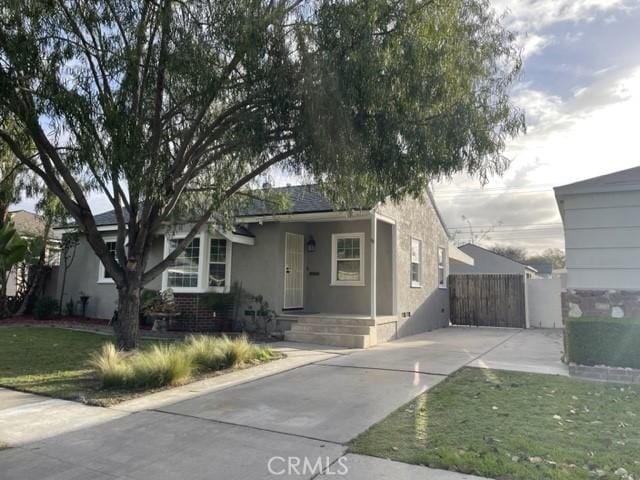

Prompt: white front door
[{"left": 284, "top": 232, "right": 304, "bottom": 309}]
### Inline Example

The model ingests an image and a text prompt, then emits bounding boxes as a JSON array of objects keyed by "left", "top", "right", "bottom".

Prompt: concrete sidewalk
[{"left": 0, "top": 327, "right": 565, "bottom": 479}]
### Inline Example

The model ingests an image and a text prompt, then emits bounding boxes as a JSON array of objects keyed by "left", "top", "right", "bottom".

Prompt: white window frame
[
  {"left": 331, "top": 232, "right": 366, "bottom": 287},
  {"left": 97, "top": 236, "right": 118, "bottom": 284},
  {"left": 207, "top": 236, "right": 232, "bottom": 294},
  {"left": 162, "top": 231, "right": 232, "bottom": 293},
  {"left": 410, "top": 237, "right": 422, "bottom": 288},
  {"left": 438, "top": 246, "right": 447, "bottom": 289}
]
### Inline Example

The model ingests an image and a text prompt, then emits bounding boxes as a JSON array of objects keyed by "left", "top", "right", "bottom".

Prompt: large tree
[{"left": 0, "top": 0, "right": 524, "bottom": 349}]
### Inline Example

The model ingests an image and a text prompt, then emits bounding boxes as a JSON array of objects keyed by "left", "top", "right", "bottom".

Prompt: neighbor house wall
[
  {"left": 560, "top": 190, "right": 640, "bottom": 320},
  {"left": 450, "top": 244, "right": 529, "bottom": 275},
  {"left": 376, "top": 193, "right": 450, "bottom": 340}
]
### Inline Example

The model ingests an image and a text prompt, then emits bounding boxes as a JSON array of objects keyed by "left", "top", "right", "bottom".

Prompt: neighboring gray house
[
  {"left": 5, "top": 210, "right": 60, "bottom": 297},
  {"left": 449, "top": 243, "right": 538, "bottom": 278},
  {"left": 54, "top": 185, "right": 472, "bottom": 348},
  {"left": 555, "top": 166, "right": 640, "bottom": 320}
]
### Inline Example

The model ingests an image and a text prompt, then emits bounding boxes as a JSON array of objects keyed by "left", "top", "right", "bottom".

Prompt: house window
[
  {"left": 98, "top": 239, "right": 117, "bottom": 283},
  {"left": 438, "top": 246, "right": 447, "bottom": 288},
  {"left": 331, "top": 233, "right": 365, "bottom": 286},
  {"left": 209, "top": 238, "right": 227, "bottom": 288},
  {"left": 167, "top": 237, "right": 200, "bottom": 288},
  {"left": 410, "top": 238, "right": 422, "bottom": 287}
]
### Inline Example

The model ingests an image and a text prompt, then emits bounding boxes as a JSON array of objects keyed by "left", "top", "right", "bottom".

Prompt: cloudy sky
[
  {"left": 436, "top": 0, "right": 640, "bottom": 253},
  {"left": 13, "top": 1, "right": 640, "bottom": 255}
]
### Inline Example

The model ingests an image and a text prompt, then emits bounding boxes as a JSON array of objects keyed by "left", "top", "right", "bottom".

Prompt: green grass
[
  {"left": 0, "top": 327, "right": 279, "bottom": 405},
  {"left": 349, "top": 368, "right": 640, "bottom": 480}
]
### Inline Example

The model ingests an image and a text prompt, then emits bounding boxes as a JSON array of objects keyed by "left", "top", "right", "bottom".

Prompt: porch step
[
  {"left": 284, "top": 331, "right": 371, "bottom": 349},
  {"left": 290, "top": 322, "right": 374, "bottom": 335},
  {"left": 286, "top": 315, "right": 376, "bottom": 327}
]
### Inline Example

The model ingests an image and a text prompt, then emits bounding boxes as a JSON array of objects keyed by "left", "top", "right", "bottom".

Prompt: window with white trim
[
  {"left": 410, "top": 238, "right": 422, "bottom": 287},
  {"left": 98, "top": 239, "right": 117, "bottom": 283},
  {"left": 438, "top": 246, "right": 447, "bottom": 288},
  {"left": 208, "top": 238, "right": 227, "bottom": 288},
  {"left": 167, "top": 237, "right": 200, "bottom": 288},
  {"left": 331, "top": 233, "right": 365, "bottom": 286}
]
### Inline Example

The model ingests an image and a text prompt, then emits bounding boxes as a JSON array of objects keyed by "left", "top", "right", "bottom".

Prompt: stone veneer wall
[
  {"left": 562, "top": 289, "right": 640, "bottom": 321},
  {"left": 173, "top": 293, "right": 232, "bottom": 332}
]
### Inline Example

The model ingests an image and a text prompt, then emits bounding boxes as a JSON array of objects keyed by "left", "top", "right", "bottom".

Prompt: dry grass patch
[{"left": 91, "top": 334, "right": 279, "bottom": 390}]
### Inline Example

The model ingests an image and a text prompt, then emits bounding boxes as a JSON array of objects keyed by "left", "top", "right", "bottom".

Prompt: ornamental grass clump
[
  {"left": 91, "top": 335, "right": 278, "bottom": 390},
  {"left": 127, "top": 344, "right": 193, "bottom": 388},
  {"left": 90, "top": 343, "right": 133, "bottom": 388}
]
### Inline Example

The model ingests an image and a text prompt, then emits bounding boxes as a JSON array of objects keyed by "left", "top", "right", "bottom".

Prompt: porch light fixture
[{"left": 306, "top": 235, "right": 316, "bottom": 253}]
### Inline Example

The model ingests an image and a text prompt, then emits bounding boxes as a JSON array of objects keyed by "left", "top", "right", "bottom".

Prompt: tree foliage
[
  {"left": 0, "top": 0, "right": 524, "bottom": 347},
  {"left": 0, "top": 220, "right": 28, "bottom": 315}
]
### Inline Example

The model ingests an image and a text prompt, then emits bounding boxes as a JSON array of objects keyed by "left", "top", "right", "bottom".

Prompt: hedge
[{"left": 566, "top": 317, "right": 640, "bottom": 369}]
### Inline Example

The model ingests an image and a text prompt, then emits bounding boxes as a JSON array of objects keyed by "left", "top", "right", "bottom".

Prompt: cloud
[
  {"left": 518, "top": 33, "right": 553, "bottom": 59},
  {"left": 493, "top": 0, "right": 636, "bottom": 31},
  {"left": 435, "top": 65, "right": 640, "bottom": 253}
]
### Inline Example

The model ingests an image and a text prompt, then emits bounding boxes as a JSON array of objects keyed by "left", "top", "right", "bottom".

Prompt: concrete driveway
[{"left": 0, "top": 327, "right": 565, "bottom": 479}]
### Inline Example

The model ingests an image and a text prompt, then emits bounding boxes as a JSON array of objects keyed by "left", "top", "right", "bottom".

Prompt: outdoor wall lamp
[{"left": 306, "top": 236, "right": 316, "bottom": 253}]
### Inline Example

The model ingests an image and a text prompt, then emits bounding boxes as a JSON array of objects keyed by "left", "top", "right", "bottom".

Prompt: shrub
[
  {"left": 33, "top": 296, "right": 59, "bottom": 319},
  {"left": 91, "top": 335, "right": 277, "bottom": 390},
  {"left": 566, "top": 317, "right": 640, "bottom": 369}
]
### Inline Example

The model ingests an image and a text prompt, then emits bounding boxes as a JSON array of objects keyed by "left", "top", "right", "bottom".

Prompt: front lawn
[
  {"left": 349, "top": 368, "right": 640, "bottom": 480},
  {"left": 0, "top": 326, "right": 278, "bottom": 406}
]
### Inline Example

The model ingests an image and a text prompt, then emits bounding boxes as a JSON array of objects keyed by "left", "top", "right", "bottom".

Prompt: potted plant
[{"left": 143, "top": 289, "right": 179, "bottom": 331}]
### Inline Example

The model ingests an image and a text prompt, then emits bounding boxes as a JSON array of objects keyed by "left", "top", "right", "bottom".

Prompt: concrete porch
[{"left": 281, "top": 313, "right": 399, "bottom": 348}]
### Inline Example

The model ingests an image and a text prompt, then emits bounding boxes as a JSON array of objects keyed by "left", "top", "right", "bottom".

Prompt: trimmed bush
[
  {"left": 90, "top": 335, "right": 278, "bottom": 390},
  {"left": 566, "top": 317, "right": 640, "bottom": 369},
  {"left": 33, "top": 296, "right": 59, "bottom": 319}
]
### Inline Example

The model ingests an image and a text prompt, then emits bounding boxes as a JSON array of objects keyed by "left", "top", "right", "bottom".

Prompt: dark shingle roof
[
  {"left": 238, "top": 184, "right": 336, "bottom": 216},
  {"left": 92, "top": 209, "right": 129, "bottom": 226},
  {"left": 66, "top": 185, "right": 335, "bottom": 231}
]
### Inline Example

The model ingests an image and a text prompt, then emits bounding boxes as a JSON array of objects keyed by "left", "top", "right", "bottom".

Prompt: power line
[
  {"left": 435, "top": 189, "right": 555, "bottom": 198},
  {"left": 434, "top": 183, "right": 555, "bottom": 193},
  {"left": 448, "top": 222, "right": 562, "bottom": 228}
]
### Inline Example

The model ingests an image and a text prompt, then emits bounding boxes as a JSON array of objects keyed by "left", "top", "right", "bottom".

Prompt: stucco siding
[
  {"left": 233, "top": 219, "right": 373, "bottom": 315},
  {"left": 304, "top": 220, "right": 372, "bottom": 315},
  {"left": 377, "top": 193, "right": 450, "bottom": 335},
  {"left": 55, "top": 235, "right": 163, "bottom": 319},
  {"left": 376, "top": 220, "right": 393, "bottom": 316},
  {"left": 232, "top": 221, "right": 307, "bottom": 314},
  {"left": 561, "top": 190, "right": 640, "bottom": 290}
]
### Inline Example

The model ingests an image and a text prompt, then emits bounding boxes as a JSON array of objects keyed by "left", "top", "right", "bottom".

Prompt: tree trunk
[{"left": 114, "top": 285, "right": 141, "bottom": 350}]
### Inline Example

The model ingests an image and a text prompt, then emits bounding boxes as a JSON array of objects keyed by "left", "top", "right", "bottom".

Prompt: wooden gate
[{"left": 449, "top": 274, "right": 526, "bottom": 328}]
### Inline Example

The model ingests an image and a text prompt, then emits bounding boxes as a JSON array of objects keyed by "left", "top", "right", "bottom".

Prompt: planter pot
[{"left": 149, "top": 313, "right": 179, "bottom": 332}]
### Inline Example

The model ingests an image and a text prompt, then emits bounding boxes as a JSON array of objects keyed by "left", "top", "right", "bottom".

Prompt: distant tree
[
  {"left": 0, "top": 0, "right": 525, "bottom": 348},
  {"left": 490, "top": 245, "right": 528, "bottom": 264},
  {"left": 452, "top": 215, "right": 503, "bottom": 245},
  {"left": 527, "top": 248, "right": 565, "bottom": 269}
]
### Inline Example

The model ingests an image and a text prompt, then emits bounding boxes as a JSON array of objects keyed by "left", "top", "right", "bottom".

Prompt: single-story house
[
  {"left": 555, "top": 166, "right": 640, "bottom": 320},
  {"left": 53, "top": 185, "right": 473, "bottom": 347},
  {"left": 449, "top": 243, "right": 538, "bottom": 278}
]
